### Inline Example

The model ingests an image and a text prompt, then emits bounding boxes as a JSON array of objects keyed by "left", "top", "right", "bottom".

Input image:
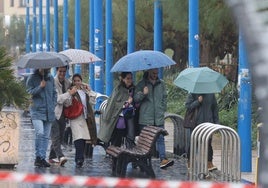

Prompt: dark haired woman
[
  {"left": 64, "top": 73, "right": 97, "bottom": 168},
  {"left": 98, "top": 72, "right": 136, "bottom": 148}
]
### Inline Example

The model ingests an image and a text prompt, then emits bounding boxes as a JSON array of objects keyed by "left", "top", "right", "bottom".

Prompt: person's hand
[
  {"left": 40, "top": 80, "right": 46, "bottom": 88},
  {"left": 143, "top": 86, "right": 149, "bottom": 95},
  {"left": 128, "top": 96, "right": 133, "bottom": 104},
  {"left": 198, "top": 95, "right": 203, "bottom": 103},
  {"left": 68, "top": 86, "right": 77, "bottom": 95}
]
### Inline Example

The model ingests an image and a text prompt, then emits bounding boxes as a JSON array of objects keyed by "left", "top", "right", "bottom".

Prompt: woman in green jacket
[{"left": 98, "top": 72, "right": 136, "bottom": 148}]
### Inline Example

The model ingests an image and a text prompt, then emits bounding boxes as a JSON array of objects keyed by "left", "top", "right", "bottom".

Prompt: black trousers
[{"left": 74, "top": 139, "right": 85, "bottom": 162}]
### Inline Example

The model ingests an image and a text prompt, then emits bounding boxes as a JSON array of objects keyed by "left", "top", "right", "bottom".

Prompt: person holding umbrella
[
  {"left": 26, "top": 68, "right": 57, "bottom": 167},
  {"left": 134, "top": 68, "right": 174, "bottom": 169},
  {"left": 185, "top": 93, "right": 219, "bottom": 171}
]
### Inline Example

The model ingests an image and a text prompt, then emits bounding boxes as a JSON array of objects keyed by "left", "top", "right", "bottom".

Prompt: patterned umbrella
[
  {"left": 110, "top": 50, "right": 176, "bottom": 72},
  {"left": 59, "top": 49, "right": 102, "bottom": 64}
]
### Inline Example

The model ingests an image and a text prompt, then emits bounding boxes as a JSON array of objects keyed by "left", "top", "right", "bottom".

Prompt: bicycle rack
[{"left": 189, "top": 123, "right": 241, "bottom": 182}]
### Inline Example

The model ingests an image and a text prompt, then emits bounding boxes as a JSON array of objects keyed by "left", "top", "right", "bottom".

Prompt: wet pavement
[
  {"left": 2, "top": 110, "right": 189, "bottom": 187},
  {"left": 0, "top": 109, "right": 256, "bottom": 187}
]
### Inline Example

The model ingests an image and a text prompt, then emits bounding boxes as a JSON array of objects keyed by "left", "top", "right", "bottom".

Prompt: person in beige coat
[
  {"left": 64, "top": 73, "right": 97, "bottom": 168},
  {"left": 49, "top": 66, "right": 76, "bottom": 166}
]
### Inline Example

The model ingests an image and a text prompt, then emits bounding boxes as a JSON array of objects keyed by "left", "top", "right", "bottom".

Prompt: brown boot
[{"left": 207, "top": 161, "right": 217, "bottom": 171}]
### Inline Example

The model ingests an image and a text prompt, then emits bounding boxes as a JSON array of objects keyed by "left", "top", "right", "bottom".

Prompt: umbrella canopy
[
  {"left": 17, "top": 51, "right": 71, "bottom": 69},
  {"left": 173, "top": 67, "right": 229, "bottom": 93},
  {"left": 110, "top": 50, "right": 176, "bottom": 72},
  {"left": 59, "top": 49, "right": 102, "bottom": 64}
]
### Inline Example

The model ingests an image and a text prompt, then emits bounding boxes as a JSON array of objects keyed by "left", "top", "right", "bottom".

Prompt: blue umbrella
[{"left": 110, "top": 50, "right": 176, "bottom": 72}]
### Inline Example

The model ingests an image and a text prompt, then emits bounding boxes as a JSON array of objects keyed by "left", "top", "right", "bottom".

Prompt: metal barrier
[
  {"left": 189, "top": 123, "right": 241, "bottom": 182},
  {"left": 98, "top": 98, "right": 108, "bottom": 127},
  {"left": 164, "top": 113, "right": 190, "bottom": 156}
]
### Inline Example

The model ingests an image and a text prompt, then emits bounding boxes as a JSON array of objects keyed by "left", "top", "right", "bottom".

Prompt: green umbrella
[{"left": 173, "top": 67, "right": 228, "bottom": 93}]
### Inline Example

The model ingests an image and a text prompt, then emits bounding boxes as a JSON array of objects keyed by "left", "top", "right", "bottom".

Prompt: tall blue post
[
  {"left": 238, "top": 30, "right": 252, "bottom": 172},
  {"left": 128, "top": 0, "right": 135, "bottom": 81},
  {"left": 94, "top": 0, "right": 104, "bottom": 109},
  {"left": 63, "top": 0, "right": 69, "bottom": 78},
  {"left": 89, "top": 0, "right": 95, "bottom": 89},
  {"left": 74, "top": 0, "right": 81, "bottom": 74},
  {"left": 25, "top": 0, "right": 30, "bottom": 53},
  {"left": 46, "top": 0, "right": 50, "bottom": 51},
  {"left": 63, "top": 0, "right": 69, "bottom": 50},
  {"left": 154, "top": 0, "right": 163, "bottom": 79},
  {"left": 53, "top": 0, "right": 59, "bottom": 52},
  {"left": 106, "top": 0, "right": 113, "bottom": 96},
  {"left": 32, "top": 0, "right": 37, "bottom": 52},
  {"left": 189, "top": 0, "right": 199, "bottom": 67},
  {"left": 38, "top": 0, "right": 43, "bottom": 51},
  {"left": 25, "top": 0, "right": 30, "bottom": 73}
]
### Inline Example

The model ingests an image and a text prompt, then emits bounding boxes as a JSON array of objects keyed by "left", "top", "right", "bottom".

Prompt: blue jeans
[
  {"left": 32, "top": 120, "right": 52, "bottom": 159},
  {"left": 140, "top": 124, "right": 166, "bottom": 161}
]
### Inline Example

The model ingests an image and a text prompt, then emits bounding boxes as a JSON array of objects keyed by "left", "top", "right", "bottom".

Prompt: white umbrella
[{"left": 59, "top": 49, "right": 102, "bottom": 64}]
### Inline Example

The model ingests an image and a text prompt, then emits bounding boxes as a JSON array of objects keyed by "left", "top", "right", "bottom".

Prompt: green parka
[
  {"left": 98, "top": 83, "right": 133, "bottom": 143},
  {"left": 134, "top": 75, "right": 167, "bottom": 126}
]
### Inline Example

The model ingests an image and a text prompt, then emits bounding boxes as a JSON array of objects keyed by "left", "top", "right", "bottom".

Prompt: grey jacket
[
  {"left": 134, "top": 76, "right": 167, "bottom": 126},
  {"left": 26, "top": 72, "right": 57, "bottom": 122},
  {"left": 54, "top": 76, "right": 72, "bottom": 120}
]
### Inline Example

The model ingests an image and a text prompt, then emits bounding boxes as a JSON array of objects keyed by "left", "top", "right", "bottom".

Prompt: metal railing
[{"left": 189, "top": 123, "right": 241, "bottom": 182}]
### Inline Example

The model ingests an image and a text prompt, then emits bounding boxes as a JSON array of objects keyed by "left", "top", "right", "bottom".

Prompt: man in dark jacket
[
  {"left": 185, "top": 93, "right": 219, "bottom": 171},
  {"left": 134, "top": 68, "right": 174, "bottom": 169}
]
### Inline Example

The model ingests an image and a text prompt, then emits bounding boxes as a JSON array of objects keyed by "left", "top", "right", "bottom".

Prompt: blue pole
[
  {"left": 32, "top": 0, "right": 37, "bottom": 52},
  {"left": 53, "top": 0, "right": 58, "bottom": 52},
  {"left": 63, "top": 0, "right": 70, "bottom": 78},
  {"left": 238, "top": 29, "right": 252, "bottom": 172},
  {"left": 189, "top": 0, "right": 199, "bottom": 67},
  {"left": 154, "top": 0, "right": 163, "bottom": 79},
  {"left": 38, "top": 0, "right": 43, "bottom": 51},
  {"left": 127, "top": 0, "right": 135, "bottom": 81},
  {"left": 63, "top": 0, "right": 69, "bottom": 50},
  {"left": 106, "top": 0, "right": 113, "bottom": 96},
  {"left": 74, "top": 0, "right": 81, "bottom": 74},
  {"left": 94, "top": 0, "right": 104, "bottom": 108},
  {"left": 25, "top": 0, "right": 30, "bottom": 73},
  {"left": 89, "top": 0, "right": 95, "bottom": 89},
  {"left": 25, "top": 0, "right": 30, "bottom": 53},
  {"left": 46, "top": 0, "right": 50, "bottom": 51}
]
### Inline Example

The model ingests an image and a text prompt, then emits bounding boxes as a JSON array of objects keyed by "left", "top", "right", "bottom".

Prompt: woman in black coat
[{"left": 185, "top": 93, "right": 219, "bottom": 171}]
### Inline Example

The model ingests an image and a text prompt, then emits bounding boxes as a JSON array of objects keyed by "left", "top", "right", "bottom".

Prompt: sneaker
[
  {"left": 34, "top": 157, "right": 50, "bottom": 167},
  {"left": 34, "top": 157, "right": 43, "bottom": 167},
  {"left": 41, "top": 159, "right": 51, "bottom": 167},
  {"left": 208, "top": 161, "right": 217, "bottom": 171},
  {"left": 59, "top": 157, "right": 68, "bottom": 166},
  {"left": 49, "top": 158, "right": 60, "bottom": 164},
  {"left": 76, "top": 160, "right": 83, "bottom": 168},
  {"left": 160, "top": 159, "right": 174, "bottom": 169}
]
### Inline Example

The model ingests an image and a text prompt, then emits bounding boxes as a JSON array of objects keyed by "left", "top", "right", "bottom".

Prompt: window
[
  {"left": 19, "top": 0, "right": 27, "bottom": 7},
  {"left": 10, "top": 0, "right": 14, "bottom": 7}
]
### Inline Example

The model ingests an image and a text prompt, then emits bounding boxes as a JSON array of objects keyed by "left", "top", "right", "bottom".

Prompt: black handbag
[{"left": 183, "top": 108, "right": 198, "bottom": 129}]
